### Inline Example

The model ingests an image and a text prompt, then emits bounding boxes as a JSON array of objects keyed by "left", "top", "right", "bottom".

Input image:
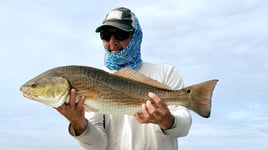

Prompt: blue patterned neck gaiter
[{"left": 104, "top": 14, "right": 143, "bottom": 70}]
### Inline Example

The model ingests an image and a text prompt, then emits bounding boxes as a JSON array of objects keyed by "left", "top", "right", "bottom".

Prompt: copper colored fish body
[{"left": 20, "top": 65, "right": 218, "bottom": 118}]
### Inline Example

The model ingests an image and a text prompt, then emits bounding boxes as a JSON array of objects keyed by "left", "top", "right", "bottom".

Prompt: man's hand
[
  {"left": 135, "top": 92, "right": 174, "bottom": 130},
  {"left": 56, "top": 89, "right": 87, "bottom": 135}
]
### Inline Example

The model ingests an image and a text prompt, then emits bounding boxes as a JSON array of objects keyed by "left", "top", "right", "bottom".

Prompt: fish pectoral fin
[
  {"left": 114, "top": 68, "right": 171, "bottom": 90},
  {"left": 76, "top": 90, "right": 97, "bottom": 99},
  {"left": 77, "top": 90, "right": 98, "bottom": 112}
]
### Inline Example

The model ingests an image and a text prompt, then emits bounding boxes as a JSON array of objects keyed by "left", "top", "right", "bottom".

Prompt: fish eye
[{"left": 31, "top": 83, "right": 37, "bottom": 88}]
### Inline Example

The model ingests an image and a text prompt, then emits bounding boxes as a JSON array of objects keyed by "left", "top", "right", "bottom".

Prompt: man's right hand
[{"left": 56, "top": 89, "right": 87, "bottom": 135}]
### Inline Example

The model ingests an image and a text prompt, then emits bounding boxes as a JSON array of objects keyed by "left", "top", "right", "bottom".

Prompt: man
[{"left": 57, "top": 7, "right": 192, "bottom": 150}]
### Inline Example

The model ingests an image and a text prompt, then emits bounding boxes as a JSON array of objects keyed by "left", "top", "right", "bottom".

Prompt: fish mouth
[{"left": 23, "top": 93, "right": 37, "bottom": 100}]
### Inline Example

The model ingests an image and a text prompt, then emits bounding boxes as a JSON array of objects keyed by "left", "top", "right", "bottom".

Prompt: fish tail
[{"left": 183, "top": 79, "right": 218, "bottom": 118}]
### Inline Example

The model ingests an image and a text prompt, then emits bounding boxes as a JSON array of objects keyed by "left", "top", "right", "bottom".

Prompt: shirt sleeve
[
  {"left": 68, "top": 112, "right": 107, "bottom": 150},
  {"left": 156, "top": 105, "right": 192, "bottom": 138}
]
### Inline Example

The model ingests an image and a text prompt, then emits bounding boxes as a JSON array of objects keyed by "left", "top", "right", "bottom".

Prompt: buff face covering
[{"left": 104, "top": 13, "right": 143, "bottom": 70}]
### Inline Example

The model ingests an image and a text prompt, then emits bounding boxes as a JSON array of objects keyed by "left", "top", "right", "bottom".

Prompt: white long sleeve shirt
[{"left": 69, "top": 62, "right": 192, "bottom": 150}]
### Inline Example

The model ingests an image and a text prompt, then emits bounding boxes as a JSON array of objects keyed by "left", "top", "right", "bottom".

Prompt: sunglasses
[{"left": 100, "top": 29, "right": 132, "bottom": 41}]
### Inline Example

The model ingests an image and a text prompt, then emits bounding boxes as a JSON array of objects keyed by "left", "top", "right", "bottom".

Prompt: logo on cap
[{"left": 106, "top": 10, "right": 123, "bottom": 20}]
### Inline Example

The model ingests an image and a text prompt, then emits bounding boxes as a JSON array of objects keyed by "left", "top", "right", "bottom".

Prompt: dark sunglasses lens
[
  {"left": 100, "top": 31, "right": 111, "bottom": 41},
  {"left": 100, "top": 30, "right": 131, "bottom": 41},
  {"left": 114, "top": 30, "right": 131, "bottom": 41}
]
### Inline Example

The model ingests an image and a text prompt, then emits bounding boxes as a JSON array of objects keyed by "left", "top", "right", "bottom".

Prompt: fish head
[{"left": 20, "top": 75, "right": 71, "bottom": 108}]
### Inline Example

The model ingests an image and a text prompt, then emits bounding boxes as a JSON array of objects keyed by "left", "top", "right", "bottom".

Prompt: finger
[
  {"left": 146, "top": 100, "right": 156, "bottom": 114},
  {"left": 142, "top": 103, "right": 150, "bottom": 118},
  {"left": 148, "top": 92, "right": 167, "bottom": 110},
  {"left": 77, "top": 96, "right": 86, "bottom": 109},
  {"left": 148, "top": 92, "right": 171, "bottom": 121},
  {"left": 135, "top": 112, "right": 146, "bottom": 123},
  {"left": 143, "top": 103, "right": 160, "bottom": 124},
  {"left": 69, "top": 89, "right": 76, "bottom": 105}
]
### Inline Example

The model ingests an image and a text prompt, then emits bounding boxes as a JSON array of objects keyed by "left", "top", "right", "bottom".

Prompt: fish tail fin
[{"left": 183, "top": 79, "right": 218, "bottom": 118}]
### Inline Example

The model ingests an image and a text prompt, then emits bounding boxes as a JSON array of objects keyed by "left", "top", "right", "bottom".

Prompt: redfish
[{"left": 20, "top": 65, "right": 218, "bottom": 118}]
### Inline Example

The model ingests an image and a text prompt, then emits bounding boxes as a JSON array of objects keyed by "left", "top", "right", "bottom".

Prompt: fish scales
[
  {"left": 52, "top": 66, "right": 162, "bottom": 114},
  {"left": 62, "top": 66, "right": 171, "bottom": 102}
]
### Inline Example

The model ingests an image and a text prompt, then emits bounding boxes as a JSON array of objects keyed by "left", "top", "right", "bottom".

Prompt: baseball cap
[{"left": 95, "top": 7, "right": 135, "bottom": 32}]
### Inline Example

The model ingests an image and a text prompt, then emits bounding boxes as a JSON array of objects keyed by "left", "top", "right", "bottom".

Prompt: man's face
[{"left": 100, "top": 27, "right": 133, "bottom": 54}]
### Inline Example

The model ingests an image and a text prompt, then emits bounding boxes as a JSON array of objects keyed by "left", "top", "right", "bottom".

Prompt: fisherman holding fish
[
  {"left": 21, "top": 7, "right": 198, "bottom": 150},
  {"left": 59, "top": 7, "right": 191, "bottom": 150},
  {"left": 58, "top": 7, "right": 192, "bottom": 150}
]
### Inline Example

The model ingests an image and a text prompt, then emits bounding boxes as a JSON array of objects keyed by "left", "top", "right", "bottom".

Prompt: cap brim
[{"left": 95, "top": 21, "right": 134, "bottom": 32}]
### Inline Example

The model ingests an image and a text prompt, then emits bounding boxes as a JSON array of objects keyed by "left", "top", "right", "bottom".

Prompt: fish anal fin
[{"left": 114, "top": 68, "right": 171, "bottom": 90}]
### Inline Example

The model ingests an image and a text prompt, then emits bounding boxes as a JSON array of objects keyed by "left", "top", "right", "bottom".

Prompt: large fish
[{"left": 20, "top": 65, "right": 218, "bottom": 118}]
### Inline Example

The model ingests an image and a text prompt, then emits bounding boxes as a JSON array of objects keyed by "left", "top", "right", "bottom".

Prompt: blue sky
[{"left": 1, "top": 0, "right": 267, "bottom": 149}]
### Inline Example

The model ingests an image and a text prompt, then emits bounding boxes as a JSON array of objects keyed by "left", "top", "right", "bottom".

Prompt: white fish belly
[{"left": 84, "top": 99, "right": 141, "bottom": 115}]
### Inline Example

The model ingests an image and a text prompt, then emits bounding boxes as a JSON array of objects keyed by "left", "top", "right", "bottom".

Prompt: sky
[{"left": 0, "top": 0, "right": 267, "bottom": 149}]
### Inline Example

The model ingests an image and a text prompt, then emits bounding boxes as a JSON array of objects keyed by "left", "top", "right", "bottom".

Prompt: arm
[
  {"left": 56, "top": 89, "right": 107, "bottom": 150},
  {"left": 69, "top": 113, "right": 107, "bottom": 149}
]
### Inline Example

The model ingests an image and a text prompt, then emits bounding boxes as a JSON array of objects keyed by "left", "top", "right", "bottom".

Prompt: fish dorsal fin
[{"left": 114, "top": 68, "right": 171, "bottom": 90}]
